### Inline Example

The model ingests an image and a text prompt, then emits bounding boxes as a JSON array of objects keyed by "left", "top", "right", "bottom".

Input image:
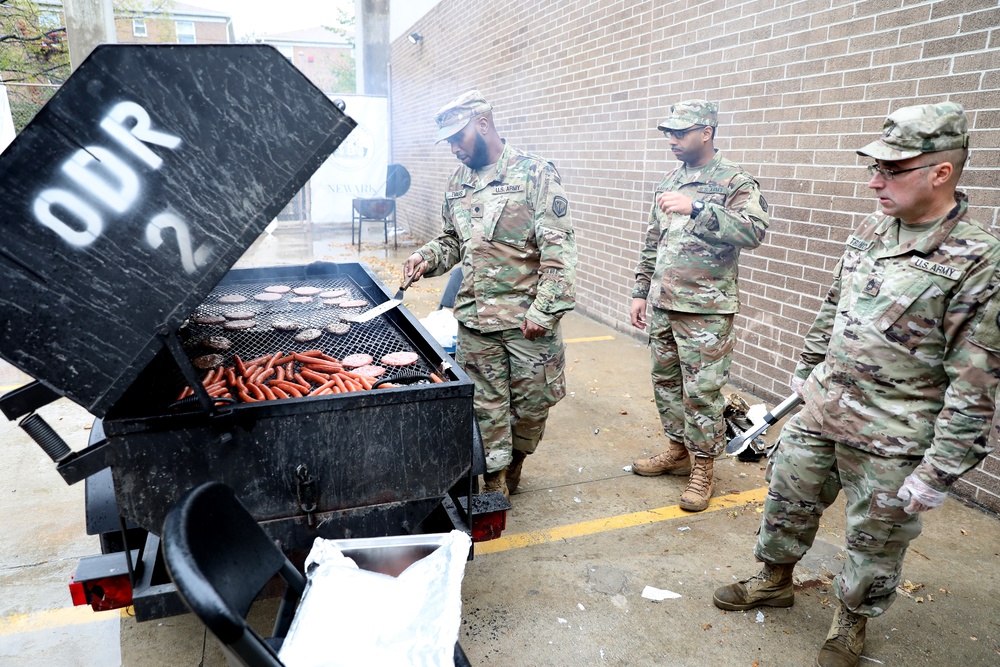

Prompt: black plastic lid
[{"left": 0, "top": 44, "right": 356, "bottom": 416}]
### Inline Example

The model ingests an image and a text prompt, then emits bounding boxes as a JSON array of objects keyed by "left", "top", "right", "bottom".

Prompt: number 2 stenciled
[{"left": 146, "top": 213, "right": 212, "bottom": 274}]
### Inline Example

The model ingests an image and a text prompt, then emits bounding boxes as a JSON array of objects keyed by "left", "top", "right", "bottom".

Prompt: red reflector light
[
  {"left": 69, "top": 572, "right": 134, "bottom": 612},
  {"left": 69, "top": 580, "right": 88, "bottom": 607},
  {"left": 471, "top": 509, "right": 506, "bottom": 542}
]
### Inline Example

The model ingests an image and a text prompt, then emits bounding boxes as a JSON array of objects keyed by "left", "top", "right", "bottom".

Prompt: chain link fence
[{"left": 4, "top": 82, "right": 60, "bottom": 133}]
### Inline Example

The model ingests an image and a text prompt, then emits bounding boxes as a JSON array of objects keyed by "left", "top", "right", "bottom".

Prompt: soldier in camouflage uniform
[
  {"left": 714, "top": 102, "right": 1000, "bottom": 667},
  {"left": 403, "top": 90, "right": 576, "bottom": 499},
  {"left": 629, "top": 100, "right": 769, "bottom": 511}
]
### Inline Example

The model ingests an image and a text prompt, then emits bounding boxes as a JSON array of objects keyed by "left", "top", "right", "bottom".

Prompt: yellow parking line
[
  {"left": 0, "top": 606, "right": 124, "bottom": 636},
  {"left": 564, "top": 335, "right": 615, "bottom": 344},
  {"left": 476, "top": 487, "right": 767, "bottom": 555}
]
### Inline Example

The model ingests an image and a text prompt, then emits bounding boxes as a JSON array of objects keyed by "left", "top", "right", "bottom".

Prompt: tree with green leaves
[
  {"left": 323, "top": 3, "right": 355, "bottom": 94},
  {"left": 0, "top": 0, "right": 70, "bottom": 84}
]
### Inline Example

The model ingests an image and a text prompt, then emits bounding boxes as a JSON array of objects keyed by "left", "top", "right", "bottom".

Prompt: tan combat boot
[
  {"left": 506, "top": 450, "right": 529, "bottom": 494},
  {"left": 482, "top": 469, "right": 509, "bottom": 500},
  {"left": 631, "top": 439, "right": 691, "bottom": 476},
  {"left": 678, "top": 456, "right": 715, "bottom": 511},
  {"left": 713, "top": 562, "right": 795, "bottom": 611},
  {"left": 816, "top": 603, "right": 867, "bottom": 667}
]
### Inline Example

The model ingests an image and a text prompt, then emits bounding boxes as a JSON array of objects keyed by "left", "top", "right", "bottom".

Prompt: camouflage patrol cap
[
  {"left": 857, "top": 102, "right": 969, "bottom": 160},
  {"left": 434, "top": 90, "right": 493, "bottom": 143},
  {"left": 657, "top": 99, "right": 719, "bottom": 130}
]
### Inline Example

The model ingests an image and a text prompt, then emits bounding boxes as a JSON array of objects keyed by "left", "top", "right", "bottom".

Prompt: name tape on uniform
[
  {"left": 847, "top": 235, "right": 874, "bottom": 251},
  {"left": 446, "top": 190, "right": 466, "bottom": 200},
  {"left": 910, "top": 256, "right": 962, "bottom": 281}
]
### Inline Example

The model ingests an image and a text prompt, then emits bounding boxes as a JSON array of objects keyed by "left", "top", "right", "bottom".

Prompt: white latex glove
[
  {"left": 790, "top": 376, "right": 805, "bottom": 397},
  {"left": 896, "top": 475, "right": 947, "bottom": 514}
]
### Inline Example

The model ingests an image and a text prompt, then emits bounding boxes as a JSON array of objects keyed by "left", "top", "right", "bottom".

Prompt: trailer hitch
[{"left": 296, "top": 465, "right": 318, "bottom": 528}]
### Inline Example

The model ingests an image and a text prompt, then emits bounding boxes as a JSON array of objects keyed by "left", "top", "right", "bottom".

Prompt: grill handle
[
  {"left": 20, "top": 412, "right": 72, "bottom": 462},
  {"left": 372, "top": 374, "right": 433, "bottom": 389}
]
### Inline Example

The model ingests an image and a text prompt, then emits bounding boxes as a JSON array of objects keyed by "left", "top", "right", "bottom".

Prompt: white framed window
[
  {"left": 132, "top": 19, "right": 147, "bottom": 37},
  {"left": 175, "top": 20, "right": 196, "bottom": 44}
]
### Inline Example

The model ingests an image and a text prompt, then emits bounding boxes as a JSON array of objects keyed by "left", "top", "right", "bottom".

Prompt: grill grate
[{"left": 178, "top": 275, "right": 438, "bottom": 396}]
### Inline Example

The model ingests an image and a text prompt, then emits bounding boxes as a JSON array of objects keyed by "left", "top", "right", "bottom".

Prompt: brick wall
[
  {"left": 114, "top": 18, "right": 230, "bottom": 44},
  {"left": 388, "top": 0, "right": 1000, "bottom": 513}
]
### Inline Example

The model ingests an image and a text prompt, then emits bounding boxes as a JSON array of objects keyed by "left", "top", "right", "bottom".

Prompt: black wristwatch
[{"left": 690, "top": 200, "right": 705, "bottom": 219}]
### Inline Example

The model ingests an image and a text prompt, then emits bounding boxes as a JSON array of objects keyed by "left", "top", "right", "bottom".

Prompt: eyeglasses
[
  {"left": 866, "top": 163, "right": 941, "bottom": 181},
  {"left": 662, "top": 126, "right": 704, "bottom": 140}
]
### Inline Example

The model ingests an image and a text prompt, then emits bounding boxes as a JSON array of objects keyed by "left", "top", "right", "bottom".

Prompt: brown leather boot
[
  {"left": 506, "top": 450, "right": 529, "bottom": 494},
  {"left": 678, "top": 456, "right": 715, "bottom": 511},
  {"left": 631, "top": 439, "right": 690, "bottom": 476},
  {"left": 713, "top": 562, "right": 795, "bottom": 611},
  {"left": 817, "top": 603, "right": 867, "bottom": 667},
  {"left": 482, "top": 469, "right": 509, "bottom": 500}
]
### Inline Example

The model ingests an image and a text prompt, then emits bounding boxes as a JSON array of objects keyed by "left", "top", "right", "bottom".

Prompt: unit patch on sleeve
[
  {"left": 759, "top": 194, "right": 768, "bottom": 212},
  {"left": 970, "top": 295, "right": 1000, "bottom": 352},
  {"left": 552, "top": 196, "right": 569, "bottom": 218}
]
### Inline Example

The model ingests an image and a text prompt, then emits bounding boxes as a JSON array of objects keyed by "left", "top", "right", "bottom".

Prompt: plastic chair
[
  {"left": 161, "top": 481, "right": 305, "bottom": 667},
  {"left": 162, "top": 481, "right": 474, "bottom": 667}
]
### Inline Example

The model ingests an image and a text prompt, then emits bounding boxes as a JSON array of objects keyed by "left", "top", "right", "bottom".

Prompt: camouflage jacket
[
  {"left": 632, "top": 150, "right": 769, "bottom": 313},
  {"left": 417, "top": 143, "right": 577, "bottom": 332},
  {"left": 794, "top": 194, "right": 1000, "bottom": 492}
]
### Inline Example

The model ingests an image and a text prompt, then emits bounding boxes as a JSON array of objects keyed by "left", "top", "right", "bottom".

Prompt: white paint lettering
[
  {"left": 145, "top": 212, "right": 213, "bottom": 274},
  {"left": 100, "top": 101, "right": 182, "bottom": 169},
  {"left": 61, "top": 146, "right": 140, "bottom": 214},
  {"left": 33, "top": 189, "right": 104, "bottom": 247}
]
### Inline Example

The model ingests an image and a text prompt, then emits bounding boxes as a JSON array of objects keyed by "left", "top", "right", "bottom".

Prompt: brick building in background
[
  {"left": 35, "top": 0, "right": 234, "bottom": 45},
  {"left": 258, "top": 27, "right": 354, "bottom": 94},
  {"left": 387, "top": 0, "right": 1000, "bottom": 514},
  {"left": 114, "top": 1, "right": 233, "bottom": 44}
]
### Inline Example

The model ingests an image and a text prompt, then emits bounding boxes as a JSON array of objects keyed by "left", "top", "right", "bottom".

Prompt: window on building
[
  {"left": 175, "top": 21, "right": 196, "bottom": 44},
  {"left": 133, "top": 19, "right": 147, "bottom": 37}
]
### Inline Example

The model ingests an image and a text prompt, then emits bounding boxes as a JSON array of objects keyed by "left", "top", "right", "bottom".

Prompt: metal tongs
[{"left": 725, "top": 393, "right": 803, "bottom": 456}]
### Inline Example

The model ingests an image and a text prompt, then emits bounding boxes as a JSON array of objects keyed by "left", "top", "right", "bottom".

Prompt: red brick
[{"left": 388, "top": 0, "right": 1000, "bottom": 514}]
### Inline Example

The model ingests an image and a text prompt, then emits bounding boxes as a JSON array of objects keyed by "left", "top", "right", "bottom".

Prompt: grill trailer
[{"left": 0, "top": 44, "right": 505, "bottom": 621}]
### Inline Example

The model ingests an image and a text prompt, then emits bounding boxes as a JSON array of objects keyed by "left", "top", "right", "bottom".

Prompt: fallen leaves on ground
[{"left": 897, "top": 580, "right": 925, "bottom": 599}]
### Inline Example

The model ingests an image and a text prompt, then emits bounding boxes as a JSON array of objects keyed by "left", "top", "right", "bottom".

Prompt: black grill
[{"left": 0, "top": 44, "right": 487, "bottom": 623}]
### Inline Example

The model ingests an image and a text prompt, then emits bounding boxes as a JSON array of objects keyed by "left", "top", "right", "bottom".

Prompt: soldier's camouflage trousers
[
  {"left": 649, "top": 308, "right": 734, "bottom": 457},
  {"left": 456, "top": 321, "right": 567, "bottom": 473},
  {"left": 756, "top": 410, "right": 923, "bottom": 617}
]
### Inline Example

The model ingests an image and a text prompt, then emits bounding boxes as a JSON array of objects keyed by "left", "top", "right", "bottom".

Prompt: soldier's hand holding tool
[
  {"left": 790, "top": 376, "right": 805, "bottom": 397},
  {"left": 897, "top": 474, "right": 947, "bottom": 514},
  {"left": 403, "top": 253, "right": 428, "bottom": 284}
]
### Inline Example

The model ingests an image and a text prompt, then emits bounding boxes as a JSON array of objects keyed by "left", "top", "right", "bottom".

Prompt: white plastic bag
[
  {"left": 278, "top": 531, "right": 471, "bottom": 667},
  {"left": 418, "top": 309, "right": 458, "bottom": 351}
]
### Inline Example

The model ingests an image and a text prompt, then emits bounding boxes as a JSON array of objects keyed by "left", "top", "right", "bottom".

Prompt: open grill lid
[{"left": 0, "top": 45, "right": 356, "bottom": 416}]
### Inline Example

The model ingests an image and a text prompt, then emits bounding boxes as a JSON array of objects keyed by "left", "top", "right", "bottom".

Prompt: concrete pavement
[{"left": 1, "top": 224, "right": 998, "bottom": 666}]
